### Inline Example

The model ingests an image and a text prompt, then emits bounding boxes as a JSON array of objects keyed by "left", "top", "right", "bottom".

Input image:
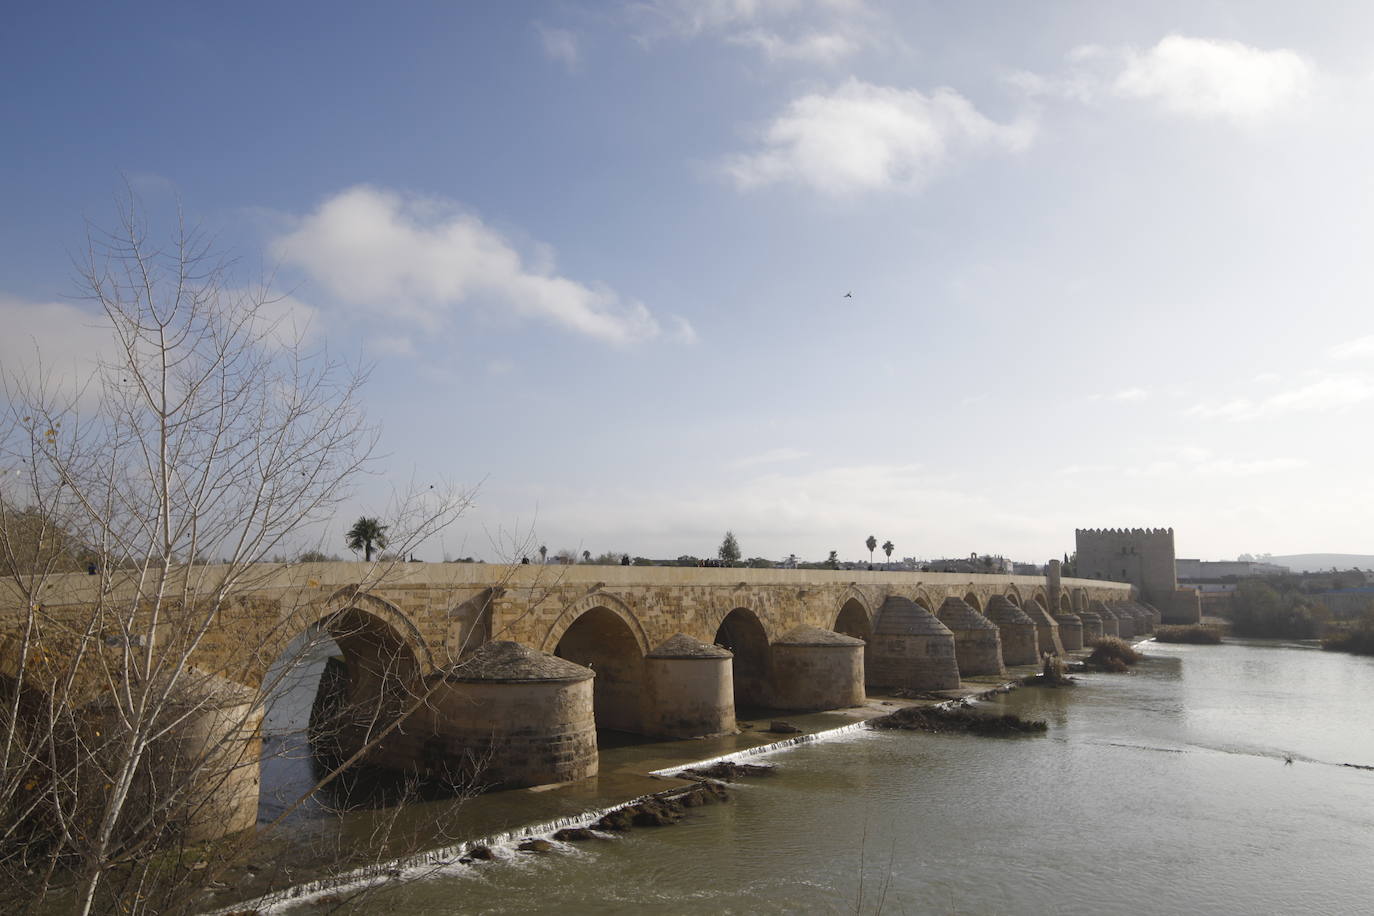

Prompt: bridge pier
[
  {"left": 935, "top": 597, "right": 1005, "bottom": 677},
  {"left": 1078, "top": 605, "right": 1104, "bottom": 641},
  {"left": 1092, "top": 601, "right": 1121, "bottom": 638},
  {"left": 89, "top": 673, "right": 262, "bottom": 844},
  {"left": 984, "top": 595, "right": 1040, "bottom": 666},
  {"left": 393, "top": 641, "right": 598, "bottom": 789},
  {"left": 641, "top": 634, "right": 736, "bottom": 738},
  {"left": 867, "top": 596, "right": 960, "bottom": 691},
  {"left": 769, "top": 626, "right": 866, "bottom": 711},
  {"left": 1022, "top": 599, "right": 1065, "bottom": 656},
  {"left": 1055, "top": 611, "right": 1084, "bottom": 651}
]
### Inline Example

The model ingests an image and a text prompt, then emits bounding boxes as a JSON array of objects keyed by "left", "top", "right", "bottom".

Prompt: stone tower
[{"left": 1074, "top": 527, "right": 1200, "bottom": 624}]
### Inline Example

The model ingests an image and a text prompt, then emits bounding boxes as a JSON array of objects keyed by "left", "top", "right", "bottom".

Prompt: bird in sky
[{"left": 843, "top": 291, "right": 853, "bottom": 298}]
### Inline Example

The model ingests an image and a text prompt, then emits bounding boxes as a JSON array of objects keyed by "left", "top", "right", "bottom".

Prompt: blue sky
[{"left": 5, "top": 1, "right": 1374, "bottom": 564}]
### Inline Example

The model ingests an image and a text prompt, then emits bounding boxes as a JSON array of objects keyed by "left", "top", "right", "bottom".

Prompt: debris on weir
[
  {"left": 675, "top": 761, "right": 775, "bottom": 781},
  {"left": 867, "top": 703, "right": 1048, "bottom": 736},
  {"left": 592, "top": 780, "right": 732, "bottom": 832}
]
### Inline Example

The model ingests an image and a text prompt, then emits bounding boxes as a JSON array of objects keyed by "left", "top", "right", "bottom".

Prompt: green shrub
[{"left": 1230, "top": 580, "right": 1323, "bottom": 638}]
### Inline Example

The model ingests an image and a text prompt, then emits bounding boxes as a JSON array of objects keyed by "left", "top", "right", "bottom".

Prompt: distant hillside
[{"left": 1269, "top": 554, "right": 1374, "bottom": 573}]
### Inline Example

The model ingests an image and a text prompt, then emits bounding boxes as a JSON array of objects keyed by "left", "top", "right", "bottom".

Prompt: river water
[{"left": 265, "top": 638, "right": 1374, "bottom": 914}]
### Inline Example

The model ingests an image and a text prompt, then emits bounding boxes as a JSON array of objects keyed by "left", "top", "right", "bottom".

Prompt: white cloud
[
  {"left": 249, "top": 291, "right": 320, "bottom": 351},
  {"left": 730, "top": 446, "right": 808, "bottom": 469},
  {"left": 537, "top": 25, "right": 580, "bottom": 71},
  {"left": 1059, "top": 463, "right": 1109, "bottom": 475},
  {"left": 1127, "top": 455, "right": 1305, "bottom": 478},
  {"left": 634, "top": 0, "right": 864, "bottom": 37},
  {"left": 0, "top": 289, "right": 318, "bottom": 406},
  {"left": 629, "top": 0, "right": 868, "bottom": 64},
  {"left": 0, "top": 296, "right": 114, "bottom": 405},
  {"left": 669, "top": 315, "right": 699, "bottom": 344},
  {"left": 272, "top": 186, "right": 665, "bottom": 346},
  {"left": 367, "top": 335, "right": 415, "bottom": 358},
  {"left": 1112, "top": 35, "right": 1313, "bottom": 123},
  {"left": 724, "top": 79, "right": 1034, "bottom": 196},
  {"left": 1328, "top": 335, "right": 1374, "bottom": 360},
  {"left": 1015, "top": 35, "right": 1314, "bottom": 126},
  {"left": 1090, "top": 386, "right": 1149, "bottom": 402},
  {"left": 727, "top": 28, "right": 856, "bottom": 64},
  {"left": 1187, "top": 376, "right": 1374, "bottom": 420}
]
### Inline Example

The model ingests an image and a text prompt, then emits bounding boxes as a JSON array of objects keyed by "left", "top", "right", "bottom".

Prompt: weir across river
[{"left": 3, "top": 561, "right": 1147, "bottom": 842}]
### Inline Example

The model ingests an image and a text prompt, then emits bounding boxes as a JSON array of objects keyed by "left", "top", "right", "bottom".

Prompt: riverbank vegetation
[
  {"left": 869, "top": 703, "right": 1048, "bottom": 736},
  {"left": 1323, "top": 609, "right": 1374, "bottom": 656},
  {"left": 1154, "top": 625, "right": 1224, "bottom": 645},
  {"left": 1229, "top": 580, "right": 1326, "bottom": 639},
  {"left": 1085, "top": 637, "right": 1142, "bottom": 672},
  {"left": 1021, "top": 654, "right": 1075, "bottom": 687}
]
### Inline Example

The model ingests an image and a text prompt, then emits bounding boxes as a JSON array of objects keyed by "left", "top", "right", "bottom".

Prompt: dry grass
[
  {"left": 868, "top": 703, "right": 1048, "bottom": 736},
  {"left": 1154, "top": 625, "right": 1224, "bottom": 645},
  {"left": 1323, "top": 629, "right": 1374, "bottom": 656},
  {"left": 1086, "top": 637, "right": 1141, "bottom": 672},
  {"left": 1021, "top": 654, "right": 1075, "bottom": 687}
]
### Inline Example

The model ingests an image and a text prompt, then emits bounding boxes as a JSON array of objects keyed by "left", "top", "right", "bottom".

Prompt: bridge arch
[
  {"left": 257, "top": 590, "right": 429, "bottom": 819},
  {"left": 1072, "top": 588, "right": 1089, "bottom": 612},
  {"left": 833, "top": 588, "right": 875, "bottom": 643},
  {"left": 551, "top": 603, "right": 645, "bottom": 734},
  {"left": 1005, "top": 584, "right": 1023, "bottom": 605},
  {"left": 962, "top": 591, "right": 984, "bottom": 613},
  {"left": 1031, "top": 586, "right": 1050, "bottom": 610},
  {"left": 311, "top": 587, "right": 433, "bottom": 673},
  {"left": 1059, "top": 593, "right": 1072, "bottom": 613},
  {"left": 911, "top": 588, "right": 936, "bottom": 612},
  {"left": 714, "top": 607, "right": 771, "bottom": 709},
  {"left": 540, "top": 591, "right": 650, "bottom": 656}
]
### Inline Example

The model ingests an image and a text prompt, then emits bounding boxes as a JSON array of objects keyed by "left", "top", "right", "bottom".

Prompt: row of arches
[
  {"left": 277, "top": 581, "right": 1101, "bottom": 732},
  {"left": 260, "top": 583, "right": 1112, "bottom": 781}
]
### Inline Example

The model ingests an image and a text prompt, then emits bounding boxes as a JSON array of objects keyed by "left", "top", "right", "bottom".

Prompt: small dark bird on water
[{"left": 1284, "top": 755, "right": 1294, "bottom": 765}]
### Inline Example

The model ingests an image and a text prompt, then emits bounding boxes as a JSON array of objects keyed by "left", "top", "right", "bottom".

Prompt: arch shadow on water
[{"left": 257, "top": 608, "right": 442, "bottom": 825}]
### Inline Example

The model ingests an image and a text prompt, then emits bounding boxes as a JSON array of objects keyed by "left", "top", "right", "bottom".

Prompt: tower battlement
[{"left": 1074, "top": 527, "right": 1199, "bottom": 624}]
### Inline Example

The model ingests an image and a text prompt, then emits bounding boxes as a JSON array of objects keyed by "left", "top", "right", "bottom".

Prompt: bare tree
[{"left": 0, "top": 194, "right": 472, "bottom": 914}]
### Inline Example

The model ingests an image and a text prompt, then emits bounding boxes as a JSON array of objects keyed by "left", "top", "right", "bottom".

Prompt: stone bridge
[{"left": 4, "top": 562, "right": 1138, "bottom": 841}]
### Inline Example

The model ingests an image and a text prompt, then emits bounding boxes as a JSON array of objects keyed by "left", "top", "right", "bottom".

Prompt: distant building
[
  {"left": 1175, "top": 559, "right": 1291, "bottom": 580},
  {"left": 1075, "top": 527, "right": 1201, "bottom": 624}
]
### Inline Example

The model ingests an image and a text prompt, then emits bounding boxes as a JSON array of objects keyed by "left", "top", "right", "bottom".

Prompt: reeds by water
[
  {"left": 1154, "top": 625, "right": 1224, "bottom": 645},
  {"left": 1085, "top": 637, "right": 1141, "bottom": 672}
]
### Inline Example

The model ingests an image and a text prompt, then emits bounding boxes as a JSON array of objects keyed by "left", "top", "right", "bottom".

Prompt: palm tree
[
  {"left": 582, "top": 549, "right": 592, "bottom": 563},
  {"left": 882, "top": 540, "right": 894, "bottom": 568},
  {"left": 345, "top": 517, "right": 389, "bottom": 562},
  {"left": 865, "top": 535, "right": 877, "bottom": 565},
  {"left": 538, "top": 544, "right": 548, "bottom": 564}
]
